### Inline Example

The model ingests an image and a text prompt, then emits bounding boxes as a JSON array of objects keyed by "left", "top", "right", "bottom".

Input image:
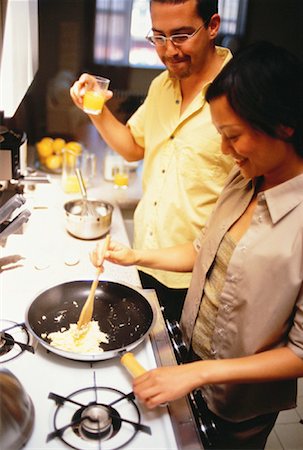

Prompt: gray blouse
[{"left": 181, "top": 167, "right": 303, "bottom": 422}]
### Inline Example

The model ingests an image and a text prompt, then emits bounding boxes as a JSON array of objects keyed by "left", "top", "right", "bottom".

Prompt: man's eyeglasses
[{"left": 146, "top": 24, "right": 204, "bottom": 47}]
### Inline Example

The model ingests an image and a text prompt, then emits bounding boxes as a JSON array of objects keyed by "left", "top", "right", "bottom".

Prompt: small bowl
[{"left": 64, "top": 199, "right": 113, "bottom": 240}]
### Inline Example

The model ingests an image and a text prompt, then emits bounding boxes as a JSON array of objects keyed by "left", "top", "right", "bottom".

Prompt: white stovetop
[{"left": 0, "top": 180, "right": 179, "bottom": 449}]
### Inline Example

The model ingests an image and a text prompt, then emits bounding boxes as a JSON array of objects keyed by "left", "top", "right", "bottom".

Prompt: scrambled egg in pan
[{"left": 42, "top": 321, "right": 109, "bottom": 354}]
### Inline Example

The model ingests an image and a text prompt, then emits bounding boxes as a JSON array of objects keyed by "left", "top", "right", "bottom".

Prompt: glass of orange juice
[
  {"left": 83, "top": 76, "right": 110, "bottom": 115},
  {"left": 113, "top": 161, "right": 129, "bottom": 189}
]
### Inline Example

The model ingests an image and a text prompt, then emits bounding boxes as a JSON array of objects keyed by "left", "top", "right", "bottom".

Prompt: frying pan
[{"left": 25, "top": 280, "right": 156, "bottom": 361}]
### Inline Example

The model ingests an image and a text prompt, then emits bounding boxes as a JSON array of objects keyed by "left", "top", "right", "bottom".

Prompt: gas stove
[
  {"left": 0, "top": 318, "right": 181, "bottom": 450},
  {"left": 0, "top": 181, "right": 203, "bottom": 450}
]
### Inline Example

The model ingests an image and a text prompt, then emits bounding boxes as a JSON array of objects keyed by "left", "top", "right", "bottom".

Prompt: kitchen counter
[{"left": 0, "top": 179, "right": 203, "bottom": 449}]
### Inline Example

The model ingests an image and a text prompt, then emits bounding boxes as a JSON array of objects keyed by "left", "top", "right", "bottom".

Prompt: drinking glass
[
  {"left": 83, "top": 76, "right": 110, "bottom": 115},
  {"left": 113, "top": 162, "right": 129, "bottom": 189}
]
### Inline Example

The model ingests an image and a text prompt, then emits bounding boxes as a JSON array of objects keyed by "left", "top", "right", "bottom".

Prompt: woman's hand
[
  {"left": 132, "top": 347, "right": 303, "bottom": 409},
  {"left": 90, "top": 240, "right": 137, "bottom": 268},
  {"left": 70, "top": 73, "right": 113, "bottom": 110},
  {"left": 133, "top": 363, "right": 200, "bottom": 409}
]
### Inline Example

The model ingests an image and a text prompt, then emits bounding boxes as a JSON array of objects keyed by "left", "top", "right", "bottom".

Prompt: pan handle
[
  {"left": 120, "top": 352, "right": 168, "bottom": 407},
  {"left": 120, "top": 352, "right": 146, "bottom": 377}
]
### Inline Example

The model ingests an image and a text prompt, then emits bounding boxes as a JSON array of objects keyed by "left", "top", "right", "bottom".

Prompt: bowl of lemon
[{"left": 36, "top": 137, "right": 82, "bottom": 173}]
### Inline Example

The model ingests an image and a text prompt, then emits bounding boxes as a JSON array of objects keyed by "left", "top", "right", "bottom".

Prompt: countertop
[{"left": 0, "top": 178, "right": 141, "bottom": 290}]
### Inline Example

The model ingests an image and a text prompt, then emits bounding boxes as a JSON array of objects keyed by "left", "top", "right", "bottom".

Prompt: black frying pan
[{"left": 25, "top": 280, "right": 156, "bottom": 361}]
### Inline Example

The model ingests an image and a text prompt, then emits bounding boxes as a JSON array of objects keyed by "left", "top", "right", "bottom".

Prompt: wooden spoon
[{"left": 77, "top": 234, "right": 110, "bottom": 329}]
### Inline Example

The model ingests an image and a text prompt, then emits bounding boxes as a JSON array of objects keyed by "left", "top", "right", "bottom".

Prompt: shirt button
[
  {"left": 175, "top": 99, "right": 180, "bottom": 104},
  {"left": 162, "top": 169, "right": 165, "bottom": 174},
  {"left": 154, "top": 201, "right": 157, "bottom": 206},
  {"left": 216, "top": 328, "right": 224, "bottom": 337},
  {"left": 170, "top": 135, "right": 175, "bottom": 139}
]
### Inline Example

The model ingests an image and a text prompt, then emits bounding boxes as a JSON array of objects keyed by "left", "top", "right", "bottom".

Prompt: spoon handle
[{"left": 77, "top": 235, "right": 110, "bottom": 329}]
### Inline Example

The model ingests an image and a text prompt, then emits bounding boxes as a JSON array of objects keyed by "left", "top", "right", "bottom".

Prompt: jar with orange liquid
[{"left": 62, "top": 147, "right": 82, "bottom": 193}]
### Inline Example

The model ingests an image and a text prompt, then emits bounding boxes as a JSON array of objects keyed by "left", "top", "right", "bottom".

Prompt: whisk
[{"left": 75, "top": 168, "right": 97, "bottom": 216}]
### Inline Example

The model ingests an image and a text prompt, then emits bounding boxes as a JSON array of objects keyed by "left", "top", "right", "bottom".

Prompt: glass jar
[{"left": 61, "top": 149, "right": 81, "bottom": 193}]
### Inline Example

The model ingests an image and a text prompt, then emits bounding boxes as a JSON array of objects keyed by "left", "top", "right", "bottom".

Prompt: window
[{"left": 94, "top": 0, "right": 247, "bottom": 68}]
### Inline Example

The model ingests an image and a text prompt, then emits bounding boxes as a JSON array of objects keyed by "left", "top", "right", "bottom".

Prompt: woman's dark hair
[
  {"left": 206, "top": 41, "right": 303, "bottom": 156},
  {"left": 150, "top": 0, "right": 218, "bottom": 25}
]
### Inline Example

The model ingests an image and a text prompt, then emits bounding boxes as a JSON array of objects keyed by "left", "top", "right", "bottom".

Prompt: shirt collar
[{"left": 261, "top": 174, "right": 303, "bottom": 223}]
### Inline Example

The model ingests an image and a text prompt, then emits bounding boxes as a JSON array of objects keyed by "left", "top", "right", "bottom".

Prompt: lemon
[
  {"left": 65, "top": 141, "right": 82, "bottom": 155},
  {"left": 45, "top": 154, "right": 62, "bottom": 170},
  {"left": 36, "top": 137, "right": 54, "bottom": 158},
  {"left": 53, "top": 138, "right": 66, "bottom": 154}
]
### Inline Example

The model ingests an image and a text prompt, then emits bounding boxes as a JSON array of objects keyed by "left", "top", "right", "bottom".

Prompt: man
[{"left": 70, "top": 0, "right": 233, "bottom": 323}]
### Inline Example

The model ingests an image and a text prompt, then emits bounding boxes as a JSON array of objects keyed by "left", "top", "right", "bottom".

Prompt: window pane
[
  {"left": 94, "top": 13, "right": 130, "bottom": 63},
  {"left": 96, "top": 0, "right": 127, "bottom": 13},
  {"left": 129, "top": 0, "right": 163, "bottom": 67}
]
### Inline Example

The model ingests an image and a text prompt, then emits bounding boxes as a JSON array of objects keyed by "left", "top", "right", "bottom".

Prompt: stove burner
[
  {"left": 48, "top": 384, "right": 151, "bottom": 450},
  {"left": 0, "top": 320, "right": 34, "bottom": 363},
  {"left": 75, "top": 404, "right": 120, "bottom": 441}
]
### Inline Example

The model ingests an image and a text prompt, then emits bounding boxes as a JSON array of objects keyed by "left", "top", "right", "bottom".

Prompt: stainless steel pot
[
  {"left": 64, "top": 199, "right": 113, "bottom": 239},
  {"left": 25, "top": 280, "right": 156, "bottom": 361},
  {"left": 0, "top": 368, "right": 35, "bottom": 450}
]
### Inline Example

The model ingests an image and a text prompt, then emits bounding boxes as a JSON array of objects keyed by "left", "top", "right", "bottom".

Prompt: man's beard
[
  {"left": 168, "top": 67, "right": 192, "bottom": 79},
  {"left": 163, "top": 56, "right": 192, "bottom": 79}
]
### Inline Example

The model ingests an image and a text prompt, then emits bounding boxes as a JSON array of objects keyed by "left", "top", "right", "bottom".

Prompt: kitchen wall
[
  {"left": 4, "top": 0, "right": 302, "bottom": 144},
  {"left": 242, "top": 0, "right": 302, "bottom": 57}
]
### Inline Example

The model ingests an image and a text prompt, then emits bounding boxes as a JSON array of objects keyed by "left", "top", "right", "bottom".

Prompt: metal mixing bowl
[{"left": 64, "top": 199, "right": 113, "bottom": 240}]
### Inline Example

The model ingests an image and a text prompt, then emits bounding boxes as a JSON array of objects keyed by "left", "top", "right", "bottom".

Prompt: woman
[{"left": 92, "top": 41, "right": 303, "bottom": 449}]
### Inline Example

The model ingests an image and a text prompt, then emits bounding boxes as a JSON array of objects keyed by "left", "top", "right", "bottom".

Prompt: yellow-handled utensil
[
  {"left": 77, "top": 234, "right": 110, "bottom": 329},
  {"left": 120, "top": 352, "right": 168, "bottom": 406},
  {"left": 120, "top": 352, "right": 147, "bottom": 377}
]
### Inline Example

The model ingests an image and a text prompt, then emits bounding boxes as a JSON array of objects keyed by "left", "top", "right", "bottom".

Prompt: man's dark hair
[{"left": 150, "top": 0, "right": 218, "bottom": 25}]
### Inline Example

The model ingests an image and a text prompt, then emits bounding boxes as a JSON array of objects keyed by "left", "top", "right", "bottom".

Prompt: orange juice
[
  {"left": 62, "top": 175, "right": 81, "bottom": 193},
  {"left": 113, "top": 171, "right": 129, "bottom": 188},
  {"left": 83, "top": 90, "right": 105, "bottom": 115}
]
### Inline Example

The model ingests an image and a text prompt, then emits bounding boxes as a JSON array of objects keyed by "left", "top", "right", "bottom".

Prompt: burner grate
[
  {"left": 0, "top": 320, "right": 34, "bottom": 362},
  {"left": 47, "top": 383, "right": 151, "bottom": 450}
]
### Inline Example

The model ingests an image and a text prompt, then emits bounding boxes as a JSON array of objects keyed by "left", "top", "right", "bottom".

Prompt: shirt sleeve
[
  {"left": 287, "top": 282, "right": 303, "bottom": 359},
  {"left": 127, "top": 101, "right": 147, "bottom": 148}
]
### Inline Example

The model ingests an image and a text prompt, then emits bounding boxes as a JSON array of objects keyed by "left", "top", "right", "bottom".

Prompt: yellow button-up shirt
[{"left": 128, "top": 46, "right": 233, "bottom": 288}]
